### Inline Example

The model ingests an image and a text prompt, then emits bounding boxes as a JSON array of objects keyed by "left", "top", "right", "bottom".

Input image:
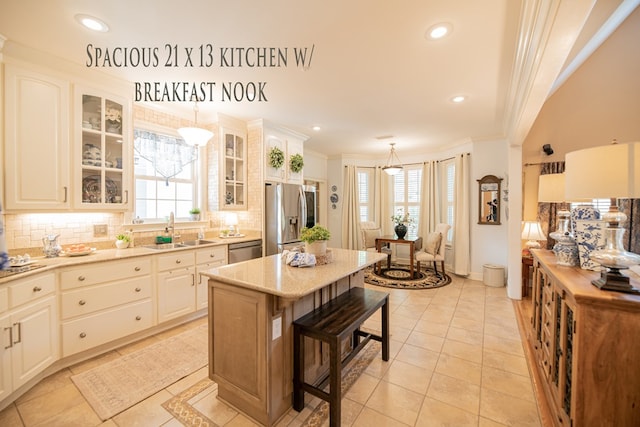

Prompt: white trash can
[{"left": 483, "top": 264, "right": 505, "bottom": 287}]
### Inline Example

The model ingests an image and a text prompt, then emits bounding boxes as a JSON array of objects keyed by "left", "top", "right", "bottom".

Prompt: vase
[
  {"left": 190, "top": 213, "right": 201, "bottom": 221},
  {"left": 394, "top": 224, "right": 407, "bottom": 239},
  {"left": 115, "top": 240, "right": 129, "bottom": 249},
  {"left": 305, "top": 240, "right": 327, "bottom": 256}
]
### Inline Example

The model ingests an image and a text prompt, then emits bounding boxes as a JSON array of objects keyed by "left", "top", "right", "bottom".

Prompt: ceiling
[{"left": 0, "top": 0, "right": 632, "bottom": 158}]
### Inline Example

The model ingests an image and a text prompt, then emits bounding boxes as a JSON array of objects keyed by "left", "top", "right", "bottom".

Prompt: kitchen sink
[
  {"left": 142, "top": 243, "right": 188, "bottom": 250},
  {"left": 180, "top": 239, "right": 219, "bottom": 246}
]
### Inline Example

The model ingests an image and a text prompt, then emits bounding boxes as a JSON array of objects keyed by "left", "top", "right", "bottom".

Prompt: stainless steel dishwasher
[{"left": 228, "top": 239, "right": 263, "bottom": 264}]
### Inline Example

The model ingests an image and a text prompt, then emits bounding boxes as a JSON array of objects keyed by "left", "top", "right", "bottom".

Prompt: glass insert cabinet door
[
  {"left": 221, "top": 129, "right": 247, "bottom": 210},
  {"left": 78, "top": 90, "right": 129, "bottom": 209},
  {"left": 478, "top": 175, "right": 502, "bottom": 225}
]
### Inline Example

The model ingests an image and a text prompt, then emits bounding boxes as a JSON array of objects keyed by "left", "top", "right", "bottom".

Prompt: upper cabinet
[
  {"left": 75, "top": 88, "right": 131, "bottom": 210},
  {"left": 4, "top": 64, "right": 71, "bottom": 210},
  {"left": 220, "top": 126, "right": 247, "bottom": 210},
  {"left": 254, "top": 120, "right": 308, "bottom": 185}
]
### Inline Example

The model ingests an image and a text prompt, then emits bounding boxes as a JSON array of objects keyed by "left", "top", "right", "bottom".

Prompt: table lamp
[
  {"left": 225, "top": 212, "right": 239, "bottom": 236},
  {"left": 565, "top": 140, "right": 640, "bottom": 294},
  {"left": 521, "top": 221, "right": 546, "bottom": 257},
  {"left": 537, "top": 173, "right": 579, "bottom": 266}
]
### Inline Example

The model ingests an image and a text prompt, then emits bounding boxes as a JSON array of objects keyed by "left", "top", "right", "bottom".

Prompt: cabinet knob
[
  {"left": 78, "top": 276, "right": 86, "bottom": 281},
  {"left": 136, "top": 316, "right": 142, "bottom": 321},
  {"left": 32, "top": 286, "right": 42, "bottom": 292},
  {"left": 79, "top": 332, "right": 87, "bottom": 338},
  {"left": 176, "top": 259, "right": 182, "bottom": 264},
  {"left": 210, "top": 253, "right": 216, "bottom": 258},
  {"left": 135, "top": 287, "right": 141, "bottom": 292},
  {"left": 135, "top": 266, "right": 141, "bottom": 271},
  {"left": 79, "top": 300, "right": 86, "bottom": 306}
]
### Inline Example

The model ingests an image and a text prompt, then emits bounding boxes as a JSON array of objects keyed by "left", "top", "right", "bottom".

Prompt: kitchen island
[{"left": 201, "top": 248, "right": 386, "bottom": 426}]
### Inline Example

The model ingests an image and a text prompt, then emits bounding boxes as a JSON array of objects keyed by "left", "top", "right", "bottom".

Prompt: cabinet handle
[
  {"left": 192, "top": 273, "right": 196, "bottom": 287},
  {"left": 79, "top": 300, "right": 86, "bottom": 306},
  {"left": 136, "top": 316, "right": 142, "bottom": 321},
  {"left": 79, "top": 332, "right": 87, "bottom": 338},
  {"left": 135, "top": 266, "right": 141, "bottom": 271},
  {"left": 4, "top": 327, "right": 13, "bottom": 349},
  {"left": 33, "top": 286, "right": 42, "bottom": 292},
  {"left": 210, "top": 253, "right": 216, "bottom": 258},
  {"left": 176, "top": 259, "right": 182, "bottom": 264},
  {"left": 78, "top": 276, "right": 86, "bottom": 281},
  {"left": 124, "top": 190, "right": 129, "bottom": 204},
  {"left": 13, "top": 323, "right": 21, "bottom": 344},
  {"left": 63, "top": 186, "right": 68, "bottom": 203},
  {"left": 135, "top": 287, "right": 141, "bottom": 292}
]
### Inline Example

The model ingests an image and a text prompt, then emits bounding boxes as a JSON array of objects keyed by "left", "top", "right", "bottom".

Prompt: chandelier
[
  {"left": 178, "top": 102, "right": 213, "bottom": 146},
  {"left": 382, "top": 142, "right": 403, "bottom": 175}
]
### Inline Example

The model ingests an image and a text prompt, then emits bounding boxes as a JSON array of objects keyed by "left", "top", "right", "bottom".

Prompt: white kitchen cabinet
[
  {"left": 74, "top": 87, "right": 131, "bottom": 210},
  {"left": 3, "top": 63, "right": 70, "bottom": 210},
  {"left": 220, "top": 127, "right": 247, "bottom": 210},
  {"left": 251, "top": 120, "right": 308, "bottom": 185},
  {"left": 0, "top": 272, "right": 58, "bottom": 401},
  {"left": 195, "top": 246, "right": 227, "bottom": 310},
  {"left": 157, "top": 251, "right": 197, "bottom": 322}
]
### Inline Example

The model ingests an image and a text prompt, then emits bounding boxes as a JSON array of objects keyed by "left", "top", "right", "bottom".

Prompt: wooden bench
[{"left": 292, "top": 287, "right": 389, "bottom": 427}]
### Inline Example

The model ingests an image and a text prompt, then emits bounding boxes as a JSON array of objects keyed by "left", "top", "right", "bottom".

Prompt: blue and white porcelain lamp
[{"left": 565, "top": 140, "right": 640, "bottom": 294}]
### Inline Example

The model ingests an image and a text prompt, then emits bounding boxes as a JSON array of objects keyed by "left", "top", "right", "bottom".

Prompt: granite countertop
[
  {"left": 201, "top": 248, "right": 386, "bottom": 299},
  {"left": 1, "top": 234, "right": 262, "bottom": 285}
]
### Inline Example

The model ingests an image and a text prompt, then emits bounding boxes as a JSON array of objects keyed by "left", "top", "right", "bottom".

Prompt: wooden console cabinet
[{"left": 529, "top": 250, "right": 640, "bottom": 427}]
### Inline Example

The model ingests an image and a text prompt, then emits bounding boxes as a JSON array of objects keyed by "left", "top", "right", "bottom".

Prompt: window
[
  {"left": 392, "top": 165, "right": 422, "bottom": 239},
  {"left": 133, "top": 126, "right": 199, "bottom": 221},
  {"left": 442, "top": 160, "right": 455, "bottom": 243},
  {"left": 357, "top": 168, "right": 374, "bottom": 222}
]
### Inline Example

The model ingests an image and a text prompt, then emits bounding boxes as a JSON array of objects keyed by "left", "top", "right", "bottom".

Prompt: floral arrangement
[
  {"left": 105, "top": 107, "right": 122, "bottom": 123},
  {"left": 391, "top": 210, "right": 414, "bottom": 226},
  {"left": 289, "top": 153, "right": 304, "bottom": 173},
  {"left": 268, "top": 147, "right": 285, "bottom": 169}
]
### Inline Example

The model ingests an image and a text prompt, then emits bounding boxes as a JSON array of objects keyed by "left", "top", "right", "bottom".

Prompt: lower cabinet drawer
[{"left": 61, "top": 299, "right": 153, "bottom": 357}]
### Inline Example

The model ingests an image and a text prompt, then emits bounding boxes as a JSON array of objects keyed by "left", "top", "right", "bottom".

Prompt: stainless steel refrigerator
[{"left": 265, "top": 183, "right": 316, "bottom": 255}]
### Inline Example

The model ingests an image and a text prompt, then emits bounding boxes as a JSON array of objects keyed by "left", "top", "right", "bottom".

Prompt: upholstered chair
[
  {"left": 360, "top": 221, "right": 391, "bottom": 269},
  {"left": 415, "top": 223, "right": 451, "bottom": 276}
]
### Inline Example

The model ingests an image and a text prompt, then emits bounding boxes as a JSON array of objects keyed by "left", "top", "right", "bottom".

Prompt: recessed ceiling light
[
  {"left": 426, "top": 22, "right": 452, "bottom": 40},
  {"left": 312, "top": 126, "right": 321, "bottom": 132},
  {"left": 451, "top": 95, "right": 466, "bottom": 103},
  {"left": 75, "top": 14, "right": 109, "bottom": 32}
]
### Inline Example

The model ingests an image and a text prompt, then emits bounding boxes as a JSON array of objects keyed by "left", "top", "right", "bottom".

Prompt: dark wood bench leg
[
  {"left": 329, "top": 337, "right": 341, "bottom": 427},
  {"left": 293, "top": 325, "right": 305, "bottom": 411},
  {"left": 382, "top": 297, "right": 389, "bottom": 361}
]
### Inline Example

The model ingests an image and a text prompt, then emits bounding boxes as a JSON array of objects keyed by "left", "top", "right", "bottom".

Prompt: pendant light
[
  {"left": 382, "top": 142, "right": 403, "bottom": 175},
  {"left": 178, "top": 102, "right": 213, "bottom": 146}
]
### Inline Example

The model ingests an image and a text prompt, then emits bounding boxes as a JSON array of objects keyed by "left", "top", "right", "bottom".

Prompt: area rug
[
  {"left": 364, "top": 263, "right": 451, "bottom": 289},
  {"left": 162, "top": 340, "right": 381, "bottom": 427},
  {"left": 71, "top": 324, "right": 209, "bottom": 420}
]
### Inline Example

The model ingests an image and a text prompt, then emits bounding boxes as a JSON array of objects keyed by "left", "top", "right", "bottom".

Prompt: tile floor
[{"left": 0, "top": 275, "right": 541, "bottom": 426}]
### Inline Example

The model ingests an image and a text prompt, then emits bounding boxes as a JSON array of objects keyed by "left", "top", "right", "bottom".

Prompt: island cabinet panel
[{"left": 529, "top": 250, "right": 640, "bottom": 427}]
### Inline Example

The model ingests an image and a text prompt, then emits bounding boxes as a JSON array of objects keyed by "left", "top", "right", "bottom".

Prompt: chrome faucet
[{"left": 167, "top": 212, "right": 179, "bottom": 243}]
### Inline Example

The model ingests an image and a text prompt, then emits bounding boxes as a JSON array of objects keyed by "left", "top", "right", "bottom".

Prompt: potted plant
[
  {"left": 115, "top": 233, "right": 130, "bottom": 249},
  {"left": 189, "top": 207, "right": 201, "bottom": 221},
  {"left": 289, "top": 153, "right": 304, "bottom": 173},
  {"left": 300, "top": 225, "right": 331, "bottom": 256}
]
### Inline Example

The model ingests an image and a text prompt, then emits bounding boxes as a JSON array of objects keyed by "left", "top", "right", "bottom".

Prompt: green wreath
[
  {"left": 268, "top": 147, "right": 285, "bottom": 169},
  {"left": 289, "top": 153, "right": 304, "bottom": 173}
]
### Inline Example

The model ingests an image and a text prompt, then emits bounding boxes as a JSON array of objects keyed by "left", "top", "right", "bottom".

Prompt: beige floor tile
[
  {"left": 382, "top": 359, "right": 433, "bottom": 394},
  {"left": 225, "top": 412, "right": 262, "bottom": 426},
  {"left": 483, "top": 321, "right": 521, "bottom": 341},
  {"left": 478, "top": 416, "right": 509, "bottom": 427},
  {"left": 191, "top": 390, "right": 239, "bottom": 425},
  {"left": 449, "top": 316, "right": 484, "bottom": 333},
  {"left": 441, "top": 339, "right": 483, "bottom": 364},
  {"left": 413, "top": 319, "right": 449, "bottom": 338},
  {"left": 345, "top": 372, "right": 381, "bottom": 404},
  {"left": 0, "top": 404, "right": 23, "bottom": 427},
  {"left": 415, "top": 396, "right": 478, "bottom": 426},
  {"left": 435, "top": 353, "right": 482, "bottom": 386},
  {"left": 390, "top": 312, "right": 419, "bottom": 331},
  {"left": 420, "top": 310, "right": 453, "bottom": 325},
  {"left": 446, "top": 326, "right": 484, "bottom": 346},
  {"left": 426, "top": 372, "right": 480, "bottom": 414},
  {"left": 352, "top": 407, "right": 408, "bottom": 427},
  {"left": 454, "top": 306, "right": 485, "bottom": 321},
  {"left": 340, "top": 398, "right": 364, "bottom": 426},
  {"left": 111, "top": 389, "right": 174, "bottom": 426},
  {"left": 393, "top": 304, "right": 427, "bottom": 320},
  {"left": 406, "top": 329, "right": 445, "bottom": 353},
  {"left": 395, "top": 343, "right": 440, "bottom": 371},
  {"left": 479, "top": 387, "right": 541, "bottom": 426},
  {"left": 482, "top": 349, "right": 530, "bottom": 377},
  {"left": 16, "top": 382, "right": 86, "bottom": 426},
  {"left": 364, "top": 356, "right": 392, "bottom": 379},
  {"left": 15, "top": 368, "right": 73, "bottom": 404},
  {"left": 389, "top": 324, "right": 413, "bottom": 343},
  {"left": 483, "top": 334, "right": 524, "bottom": 357},
  {"left": 481, "top": 366, "right": 534, "bottom": 402},
  {"left": 32, "top": 401, "right": 102, "bottom": 427},
  {"left": 365, "top": 381, "right": 424, "bottom": 426}
]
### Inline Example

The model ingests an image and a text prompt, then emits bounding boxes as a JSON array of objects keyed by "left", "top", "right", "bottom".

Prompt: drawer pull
[
  {"left": 210, "top": 253, "right": 216, "bottom": 258},
  {"left": 78, "top": 276, "right": 86, "bottom": 281},
  {"left": 136, "top": 316, "right": 142, "bottom": 321},
  {"left": 135, "top": 287, "right": 141, "bottom": 292},
  {"left": 4, "top": 327, "right": 13, "bottom": 349},
  {"left": 79, "top": 300, "right": 86, "bottom": 306},
  {"left": 13, "top": 323, "right": 21, "bottom": 344},
  {"left": 33, "top": 286, "right": 42, "bottom": 292},
  {"left": 79, "top": 332, "right": 86, "bottom": 338},
  {"left": 176, "top": 259, "right": 182, "bottom": 264},
  {"left": 135, "top": 266, "right": 141, "bottom": 271}
]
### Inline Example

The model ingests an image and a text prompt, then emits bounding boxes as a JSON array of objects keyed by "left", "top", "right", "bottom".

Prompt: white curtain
[
  {"left": 341, "top": 165, "right": 361, "bottom": 249},
  {"left": 419, "top": 161, "right": 441, "bottom": 236},
  {"left": 379, "top": 169, "right": 394, "bottom": 236},
  {"left": 453, "top": 153, "right": 471, "bottom": 275},
  {"left": 373, "top": 167, "right": 382, "bottom": 227}
]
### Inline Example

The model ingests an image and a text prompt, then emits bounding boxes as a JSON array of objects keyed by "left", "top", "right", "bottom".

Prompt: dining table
[{"left": 375, "top": 235, "right": 420, "bottom": 279}]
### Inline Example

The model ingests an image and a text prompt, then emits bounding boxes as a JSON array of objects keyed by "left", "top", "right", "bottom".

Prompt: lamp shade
[
  {"left": 565, "top": 141, "right": 639, "bottom": 199},
  {"left": 177, "top": 126, "right": 213, "bottom": 146},
  {"left": 538, "top": 173, "right": 566, "bottom": 202},
  {"left": 521, "top": 221, "right": 545, "bottom": 241}
]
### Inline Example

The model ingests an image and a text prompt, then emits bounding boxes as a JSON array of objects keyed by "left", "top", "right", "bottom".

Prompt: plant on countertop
[
  {"left": 300, "top": 225, "right": 331, "bottom": 244},
  {"left": 189, "top": 207, "right": 201, "bottom": 214},
  {"left": 268, "top": 146, "right": 285, "bottom": 169},
  {"left": 115, "top": 233, "right": 130, "bottom": 242},
  {"left": 289, "top": 153, "right": 304, "bottom": 173}
]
